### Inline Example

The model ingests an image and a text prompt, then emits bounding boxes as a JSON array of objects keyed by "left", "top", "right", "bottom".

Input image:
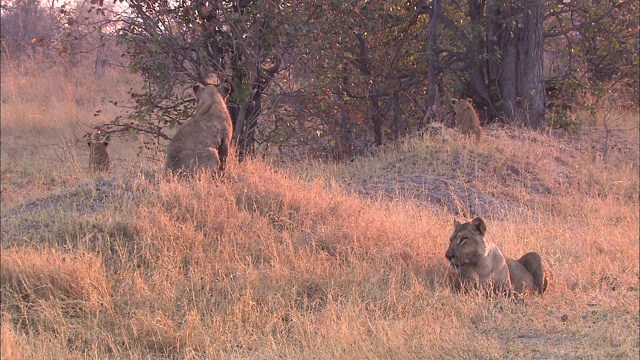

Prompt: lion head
[
  {"left": 445, "top": 217, "right": 490, "bottom": 273},
  {"left": 450, "top": 98, "right": 474, "bottom": 114}
]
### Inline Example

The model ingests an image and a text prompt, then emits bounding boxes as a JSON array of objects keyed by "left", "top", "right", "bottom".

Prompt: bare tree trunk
[
  {"left": 95, "top": 25, "right": 108, "bottom": 79},
  {"left": 489, "top": 7, "right": 518, "bottom": 123},
  {"left": 370, "top": 90, "right": 383, "bottom": 146},
  {"left": 352, "top": 32, "right": 384, "bottom": 146},
  {"left": 424, "top": 0, "right": 440, "bottom": 121},
  {"left": 392, "top": 90, "right": 402, "bottom": 140},
  {"left": 467, "top": 0, "right": 491, "bottom": 110},
  {"left": 516, "top": 0, "right": 546, "bottom": 128},
  {"left": 472, "top": 0, "right": 546, "bottom": 127},
  {"left": 498, "top": 40, "right": 518, "bottom": 121},
  {"left": 239, "top": 78, "right": 264, "bottom": 158}
]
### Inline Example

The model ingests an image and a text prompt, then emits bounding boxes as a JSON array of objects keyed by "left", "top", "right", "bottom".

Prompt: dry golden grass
[{"left": 1, "top": 58, "right": 638, "bottom": 359}]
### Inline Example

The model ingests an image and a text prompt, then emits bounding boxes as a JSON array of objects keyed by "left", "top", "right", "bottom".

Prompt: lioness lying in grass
[{"left": 445, "top": 217, "right": 548, "bottom": 296}]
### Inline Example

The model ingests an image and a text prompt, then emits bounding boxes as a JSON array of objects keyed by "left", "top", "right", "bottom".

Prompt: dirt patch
[{"left": 353, "top": 173, "right": 523, "bottom": 219}]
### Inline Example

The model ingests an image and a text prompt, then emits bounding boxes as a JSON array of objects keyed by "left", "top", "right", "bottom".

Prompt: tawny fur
[
  {"left": 445, "top": 217, "right": 548, "bottom": 296},
  {"left": 451, "top": 98, "right": 482, "bottom": 141},
  {"left": 165, "top": 84, "right": 233, "bottom": 176},
  {"left": 88, "top": 141, "right": 110, "bottom": 172}
]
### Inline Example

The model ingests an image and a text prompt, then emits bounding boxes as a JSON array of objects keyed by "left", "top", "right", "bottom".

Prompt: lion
[
  {"left": 445, "top": 217, "right": 548, "bottom": 297},
  {"left": 451, "top": 98, "right": 482, "bottom": 141},
  {"left": 165, "top": 83, "right": 233, "bottom": 176},
  {"left": 88, "top": 140, "right": 110, "bottom": 172}
]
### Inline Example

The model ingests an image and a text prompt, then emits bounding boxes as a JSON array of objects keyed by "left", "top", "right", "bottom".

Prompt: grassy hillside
[{"left": 1, "top": 59, "right": 638, "bottom": 359}]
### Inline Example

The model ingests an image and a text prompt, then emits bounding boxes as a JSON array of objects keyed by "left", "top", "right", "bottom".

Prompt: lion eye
[{"left": 458, "top": 237, "right": 467, "bottom": 245}]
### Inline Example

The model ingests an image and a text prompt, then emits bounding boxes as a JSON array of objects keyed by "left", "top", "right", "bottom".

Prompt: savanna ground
[{"left": 1, "top": 56, "right": 638, "bottom": 359}]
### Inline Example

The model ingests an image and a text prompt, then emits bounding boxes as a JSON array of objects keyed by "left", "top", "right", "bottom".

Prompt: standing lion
[
  {"left": 165, "top": 83, "right": 233, "bottom": 176},
  {"left": 451, "top": 98, "right": 482, "bottom": 141},
  {"left": 445, "top": 217, "right": 548, "bottom": 297}
]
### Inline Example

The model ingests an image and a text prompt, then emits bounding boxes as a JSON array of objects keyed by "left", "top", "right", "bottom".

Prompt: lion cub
[
  {"left": 451, "top": 98, "right": 482, "bottom": 141},
  {"left": 445, "top": 217, "right": 548, "bottom": 296},
  {"left": 88, "top": 140, "right": 110, "bottom": 172}
]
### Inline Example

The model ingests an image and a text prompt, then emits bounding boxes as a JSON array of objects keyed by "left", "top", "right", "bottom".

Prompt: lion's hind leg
[
  {"left": 194, "top": 148, "right": 220, "bottom": 175},
  {"left": 516, "top": 252, "right": 548, "bottom": 294}
]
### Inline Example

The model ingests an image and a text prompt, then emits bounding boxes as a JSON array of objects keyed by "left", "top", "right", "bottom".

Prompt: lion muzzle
[{"left": 445, "top": 250, "right": 462, "bottom": 272}]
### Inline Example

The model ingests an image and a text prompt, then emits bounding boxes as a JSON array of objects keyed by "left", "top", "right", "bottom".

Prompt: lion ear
[
  {"left": 218, "top": 83, "right": 231, "bottom": 100},
  {"left": 193, "top": 83, "right": 204, "bottom": 94},
  {"left": 453, "top": 219, "right": 462, "bottom": 230},
  {"left": 465, "top": 98, "right": 473, "bottom": 105},
  {"left": 470, "top": 217, "right": 486, "bottom": 235}
]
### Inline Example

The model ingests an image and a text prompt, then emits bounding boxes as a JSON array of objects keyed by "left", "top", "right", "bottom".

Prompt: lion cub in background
[
  {"left": 451, "top": 98, "right": 482, "bottom": 141},
  {"left": 88, "top": 140, "right": 110, "bottom": 172},
  {"left": 445, "top": 217, "right": 548, "bottom": 296}
]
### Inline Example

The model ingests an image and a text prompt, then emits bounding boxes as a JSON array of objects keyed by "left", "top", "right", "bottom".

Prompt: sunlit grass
[{"left": 1, "top": 57, "right": 638, "bottom": 359}]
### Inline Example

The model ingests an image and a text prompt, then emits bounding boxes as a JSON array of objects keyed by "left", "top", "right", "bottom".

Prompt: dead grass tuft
[{"left": 1, "top": 247, "right": 111, "bottom": 312}]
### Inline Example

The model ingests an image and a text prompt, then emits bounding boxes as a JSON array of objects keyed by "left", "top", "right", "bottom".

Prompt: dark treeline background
[{"left": 2, "top": 0, "right": 637, "bottom": 159}]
